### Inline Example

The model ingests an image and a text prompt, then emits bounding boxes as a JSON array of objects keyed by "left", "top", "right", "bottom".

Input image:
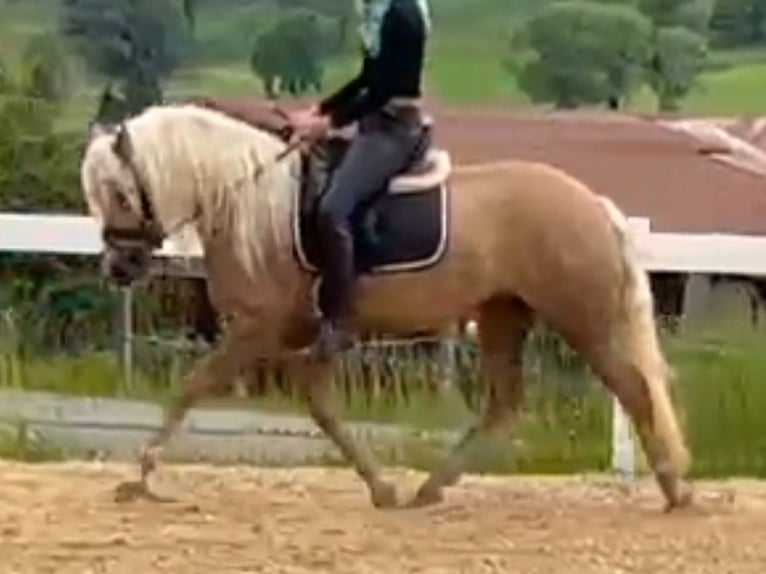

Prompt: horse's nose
[
  {"left": 125, "top": 247, "right": 145, "bottom": 268},
  {"left": 109, "top": 260, "right": 132, "bottom": 286}
]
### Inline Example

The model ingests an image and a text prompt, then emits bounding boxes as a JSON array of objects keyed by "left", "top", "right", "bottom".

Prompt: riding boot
[
  {"left": 312, "top": 214, "right": 356, "bottom": 360},
  {"left": 301, "top": 141, "right": 330, "bottom": 218}
]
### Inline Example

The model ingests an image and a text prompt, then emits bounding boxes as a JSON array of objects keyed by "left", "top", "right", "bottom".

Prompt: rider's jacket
[{"left": 318, "top": 0, "right": 428, "bottom": 129}]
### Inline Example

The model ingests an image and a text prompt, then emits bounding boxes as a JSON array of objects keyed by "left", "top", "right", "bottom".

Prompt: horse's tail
[{"left": 598, "top": 196, "right": 690, "bottom": 477}]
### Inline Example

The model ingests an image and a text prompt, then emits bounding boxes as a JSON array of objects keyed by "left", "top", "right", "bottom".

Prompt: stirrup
[{"left": 311, "top": 320, "right": 354, "bottom": 360}]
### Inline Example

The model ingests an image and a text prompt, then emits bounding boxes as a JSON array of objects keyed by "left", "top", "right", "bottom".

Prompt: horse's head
[
  {"left": 82, "top": 102, "right": 299, "bottom": 288},
  {"left": 82, "top": 120, "right": 165, "bottom": 286}
]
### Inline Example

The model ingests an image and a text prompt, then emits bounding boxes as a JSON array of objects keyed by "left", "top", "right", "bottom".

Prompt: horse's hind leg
[
  {"left": 408, "top": 297, "right": 533, "bottom": 507},
  {"left": 587, "top": 344, "right": 691, "bottom": 510},
  {"left": 581, "top": 308, "right": 692, "bottom": 511}
]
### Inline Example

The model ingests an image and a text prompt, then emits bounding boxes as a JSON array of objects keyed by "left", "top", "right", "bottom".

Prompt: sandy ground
[{"left": 2, "top": 461, "right": 766, "bottom": 574}]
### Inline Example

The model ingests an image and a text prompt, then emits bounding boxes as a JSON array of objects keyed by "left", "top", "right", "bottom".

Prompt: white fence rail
[
  {"left": 6, "top": 212, "right": 766, "bottom": 275},
  {"left": 0, "top": 213, "right": 203, "bottom": 258},
  {"left": 4, "top": 212, "right": 766, "bottom": 478}
]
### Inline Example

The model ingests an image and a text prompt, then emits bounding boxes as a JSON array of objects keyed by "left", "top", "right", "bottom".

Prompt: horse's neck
[
  {"left": 195, "top": 161, "right": 305, "bottom": 321},
  {"left": 193, "top": 137, "right": 301, "bottom": 290}
]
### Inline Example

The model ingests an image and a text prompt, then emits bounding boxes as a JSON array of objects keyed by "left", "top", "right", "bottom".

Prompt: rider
[{"left": 289, "top": 0, "right": 431, "bottom": 359}]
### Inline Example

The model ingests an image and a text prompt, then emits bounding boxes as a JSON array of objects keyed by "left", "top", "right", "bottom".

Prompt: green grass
[
  {"left": 0, "top": 0, "right": 53, "bottom": 58},
  {"left": 664, "top": 319, "right": 766, "bottom": 478},
  {"left": 683, "top": 62, "right": 766, "bottom": 114},
  {"left": 0, "top": 422, "right": 65, "bottom": 462},
  {"left": 425, "top": 36, "right": 528, "bottom": 104},
  {"left": 189, "top": 0, "right": 283, "bottom": 64}
]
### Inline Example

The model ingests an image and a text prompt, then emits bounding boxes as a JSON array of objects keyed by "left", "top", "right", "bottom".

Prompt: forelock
[{"left": 81, "top": 132, "right": 135, "bottom": 216}]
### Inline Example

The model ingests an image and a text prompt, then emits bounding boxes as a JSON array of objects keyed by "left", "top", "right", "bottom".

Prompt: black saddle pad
[{"left": 294, "top": 180, "right": 449, "bottom": 275}]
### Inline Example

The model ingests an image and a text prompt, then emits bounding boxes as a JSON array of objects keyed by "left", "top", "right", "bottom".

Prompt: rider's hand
[
  {"left": 287, "top": 107, "right": 315, "bottom": 128},
  {"left": 288, "top": 107, "right": 330, "bottom": 142}
]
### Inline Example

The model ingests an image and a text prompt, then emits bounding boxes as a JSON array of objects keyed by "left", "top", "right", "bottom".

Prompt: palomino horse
[{"left": 80, "top": 102, "right": 692, "bottom": 511}]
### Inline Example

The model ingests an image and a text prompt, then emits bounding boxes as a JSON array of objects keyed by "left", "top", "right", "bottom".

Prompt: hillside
[{"left": 2, "top": 0, "right": 766, "bottom": 120}]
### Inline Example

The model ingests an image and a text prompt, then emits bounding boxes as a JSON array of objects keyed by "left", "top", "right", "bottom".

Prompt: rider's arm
[
  {"left": 319, "top": 0, "right": 426, "bottom": 129},
  {"left": 317, "top": 58, "right": 370, "bottom": 118}
]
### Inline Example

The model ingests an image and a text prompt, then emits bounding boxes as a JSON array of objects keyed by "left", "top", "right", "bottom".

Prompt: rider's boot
[
  {"left": 311, "top": 212, "right": 356, "bottom": 360},
  {"left": 301, "top": 140, "right": 330, "bottom": 217}
]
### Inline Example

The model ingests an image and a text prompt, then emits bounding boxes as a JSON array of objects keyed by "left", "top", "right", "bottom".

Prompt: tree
[
  {"left": 0, "top": 36, "right": 77, "bottom": 219},
  {"left": 182, "top": 0, "right": 197, "bottom": 32},
  {"left": 0, "top": 50, "right": 81, "bottom": 212},
  {"left": 20, "top": 33, "right": 74, "bottom": 103},
  {"left": 61, "top": 0, "right": 193, "bottom": 118},
  {"left": 671, "top": 0, "right": 715, "bottom": 33},
  {"left": 510, "top": 1, "right": 653, "bottom": 109},
  {"left": 710, "top": 0, "right": 766, "bottom": 46},
  {"left": 636, "top": 0, "right": 711, "bottom": 110},
  {"left": 250, "top": 9, "right": 331, "bottom": 99},
  {"left": 277, "top": 0, "right": 357, "bottom": 52},
  {"left": 639, "top": 0, "right": 713, "bottom": 32},
  {"left": 647, "top": 25, "right": 707, "bottom": 110}
]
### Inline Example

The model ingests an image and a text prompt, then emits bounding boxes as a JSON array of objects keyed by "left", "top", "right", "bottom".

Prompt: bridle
[
  {"left": 100, "top": 123, "right": 173, "bottom": 251},
  {"left": 102, "top": 171, "right": 165, "bottom": 251}
]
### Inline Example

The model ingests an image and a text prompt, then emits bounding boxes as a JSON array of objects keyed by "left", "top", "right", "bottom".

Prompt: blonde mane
[{"left": 115, "top": 103, "right": 300, "bottom": 281}]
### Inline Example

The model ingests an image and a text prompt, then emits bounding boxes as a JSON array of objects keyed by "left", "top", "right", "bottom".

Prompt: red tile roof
[{"left": 432, "top": 109, "right": 766, "bottom": 234}]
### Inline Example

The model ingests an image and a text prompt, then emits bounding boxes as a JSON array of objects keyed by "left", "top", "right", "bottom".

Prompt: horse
[{"left": 80, "top": 102, "right": 692, "bottom": 511}]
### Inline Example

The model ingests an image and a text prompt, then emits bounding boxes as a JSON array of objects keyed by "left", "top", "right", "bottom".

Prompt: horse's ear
[
  {"left": 112, "top": 122, "right": 133, "bottom": 162},
  {"left": 88, "top": 121, "right": 116, "bottom": 141}
]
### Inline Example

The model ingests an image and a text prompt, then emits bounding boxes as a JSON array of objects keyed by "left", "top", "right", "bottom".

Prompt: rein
[
  {"left": 253, "top": 136, "right": 307, "bottom": 181},
  {"left": 252, "top": 104, "right": 310, "bottom": 181}
]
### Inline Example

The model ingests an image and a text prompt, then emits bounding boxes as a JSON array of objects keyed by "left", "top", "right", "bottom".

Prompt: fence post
[
  {"left": 611, "top": 396, "right": 635, "bottom": 480},
  {"left": 119, "top": 286, "right": 134, "bottom": 393},
  {"left": 437, "top": 336, "right": 457, "bottom": 393}
]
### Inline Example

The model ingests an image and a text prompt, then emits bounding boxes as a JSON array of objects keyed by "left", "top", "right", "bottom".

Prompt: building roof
[
  {"left": 431, "top": 108, "right": 766, "bottom": 235},
  {"left": 189, "top": 97, "right": 766, "bottom": 235}
]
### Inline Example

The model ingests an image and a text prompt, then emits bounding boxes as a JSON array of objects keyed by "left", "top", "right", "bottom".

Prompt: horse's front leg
[
  {"left": 115, "top": 334, "right": 245, "bottom": 502},
  {"left": 293, "top": 359, "right": 397, "bottom": 508}
]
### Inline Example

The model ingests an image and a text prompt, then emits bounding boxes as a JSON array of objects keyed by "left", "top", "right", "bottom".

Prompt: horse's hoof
[
  {"left": 663, "top": 481, "right": 694, "bottom": 513},
  {"left": 406, "top": 486, "right": 444, "bottom": 509},
  {"left": 113, "top": 479, "right": 176, "bottom": 504},
  {"left": 371, "top": 482, "right": 398, "bottom": 509},
  {"left": 114, "top": 480, "right": 145, "bottom": 504}
]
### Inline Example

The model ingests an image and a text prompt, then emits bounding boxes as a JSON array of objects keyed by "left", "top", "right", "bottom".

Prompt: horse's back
[
  {"left": 451, "top": 158, "right": 611, "bottom": 240},
  {"left": 454, "top": 159, "right": 597, "bottom": 200}
]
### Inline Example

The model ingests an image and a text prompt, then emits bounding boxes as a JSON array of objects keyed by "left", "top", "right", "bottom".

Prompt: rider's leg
[
  {"left": 302, "top": 135, "right": 352, "bottom": 216},
  {"left": 312, "top": 113, "right": 423, "bottom": 359}
]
